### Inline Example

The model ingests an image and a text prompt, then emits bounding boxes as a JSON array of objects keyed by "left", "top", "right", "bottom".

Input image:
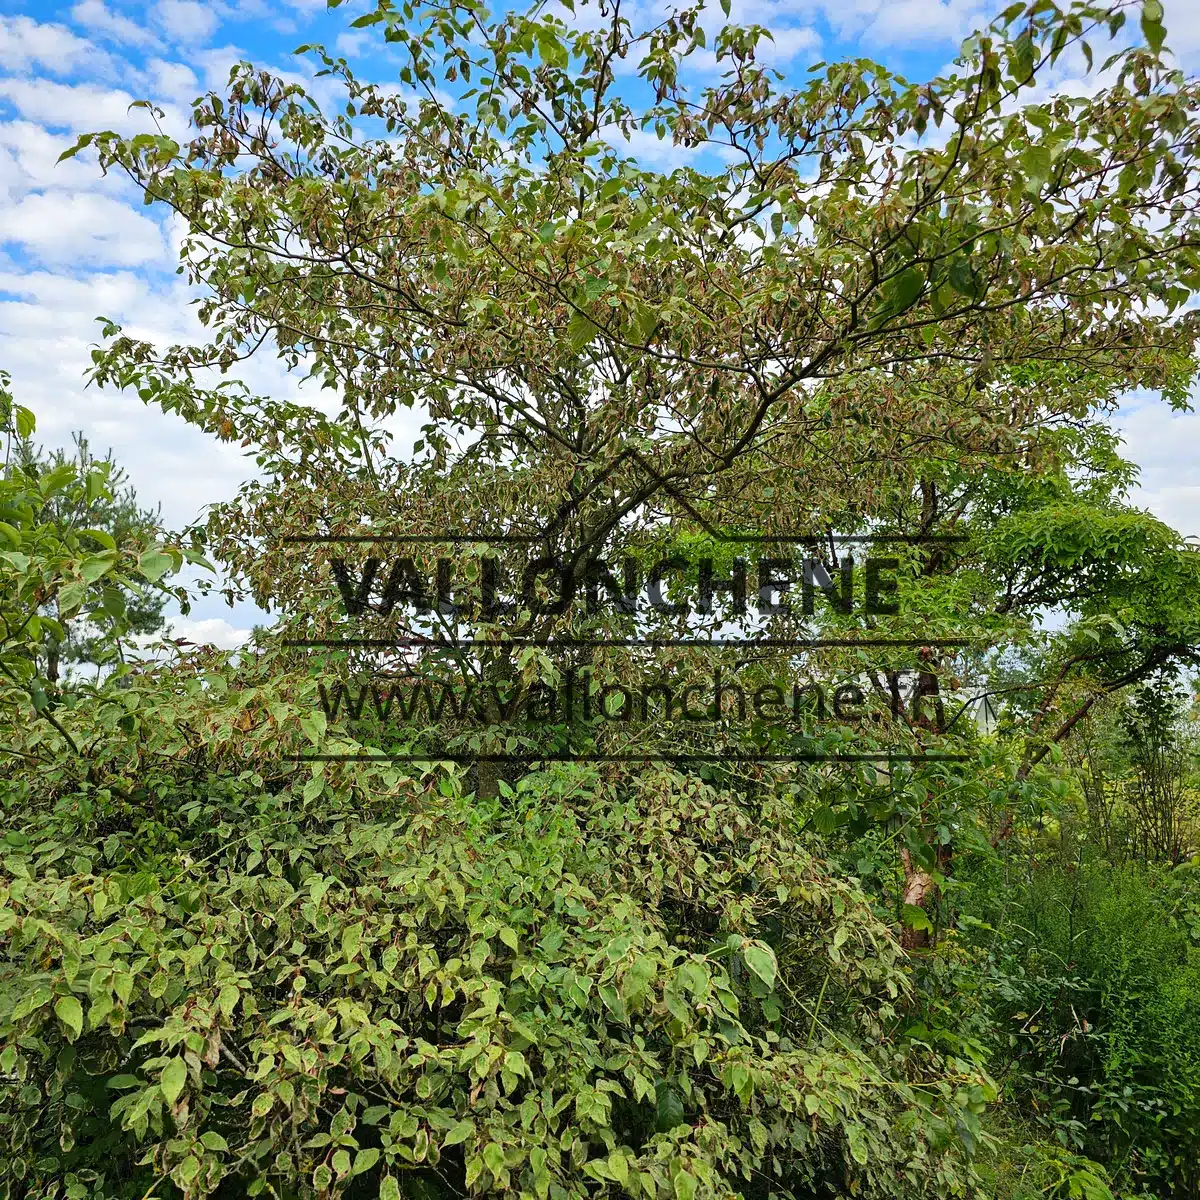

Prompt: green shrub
[
  {"left": 0, "top": 684, "right": 992, "bottom": 1200},
  {"left": 963, "top": 858, "right": 1200, "bottom": 1196}
]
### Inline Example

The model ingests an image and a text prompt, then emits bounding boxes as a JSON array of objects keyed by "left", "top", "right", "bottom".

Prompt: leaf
[
  {"left": 380, "top": 1179, "right": 401, "bottom": 1200},
  {"left": 160, "top": 1057, "right": 187, "bottom": 1105},
  {"left": 1021, "top": 144, "right": 1052, "bottom": 194},
  {"left": 483, "top": 1142, "right": 506, "bottom": 1175},
  {"left": 889, "top": 266, "right": 924, "bottom": 311},
  {"left": 674, "top": 1169, "right": 697, "bottom": 1200},
  {"left": 80, "top": 528, "right": 117, "bottom": 551},
  {"left": 629, "top": 302, "right": 657, "bottom": 344},
  {"left": 80, "top": 553, "right": 118, "bottom": 583},
  {"left": 811, "top": 805, "right": 836, "bottom": 834},
  {"left": 742, "top": 942, "right": 778, "bottom": 991},
  {"left": 342, "top": 921, "right": 363, "bottom": 962},
  {"left": 353, "top": 1148, "right": 380, "bottom": 1175},
  {"left": 57, "top": 580, "right": 87, "bottom": 615},
  {"left": 567, "top": 309, "right": 597, "bottom": 352},
  {"left": 948, "top": 259, "right": 977, "bottom": 298},
  {"left": 55, "top": 995, "right": 83, "bottom": 1041},
  {"left": 137, "top": 548, "right": 175, "bottom": 583},
  {"left": 443, "top": 1119, "right": 474, "bottom": 1146},
  {"left": 1141, "top": 10, "right": 1165, "bottom": 53},
  {"left": 847, "top": 1124, "right": 870, "bottom": 1165},
  {"left": 15, "top": 405, "right": 35, "bottom": 438},
  {"left": 655, "top": 1081, "right": 686, "bottom": 1131},
  {"left": 300, "top": 711, "right": 326, "bottom": 747},
  {"left": 201, "top": 1131, "right": 230, "bottom": 1152},
  {"left": 901, "top": 903, "right": 934, "bottom": 933}
]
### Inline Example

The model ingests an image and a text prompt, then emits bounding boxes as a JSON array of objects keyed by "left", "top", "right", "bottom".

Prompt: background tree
[{"left": 9, "top": 432, "right": 168, "bottom": 682}]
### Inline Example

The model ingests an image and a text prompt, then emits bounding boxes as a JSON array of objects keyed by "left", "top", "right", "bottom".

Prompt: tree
[
  {"left": 9, "top": 432, "right": 168, "bottom": 682},
  {"left": 0, "top": 375, "right": 187, "bottom": 777},
  {"left": 1, "top": 0, "right": 1198, "bottom": 1196},
  {"left": 71, "top": 0, "right": 1200, "bottom": 927}
]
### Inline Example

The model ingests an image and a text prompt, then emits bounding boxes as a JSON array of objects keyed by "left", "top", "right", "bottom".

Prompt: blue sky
[{"left": 1, "top": 0, "right": 1199, "bottom": 645}]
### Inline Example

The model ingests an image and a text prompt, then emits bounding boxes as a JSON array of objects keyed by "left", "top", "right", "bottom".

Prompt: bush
[
  {"left": 0, "top": 664, "right": 992, "bottom": 1200},
  {"left": 963, "top": 857, "right": 1200, "bottom": 1197}
]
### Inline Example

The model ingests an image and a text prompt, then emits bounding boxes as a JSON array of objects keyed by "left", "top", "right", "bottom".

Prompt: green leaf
[
  {"left": 137, "top": 548, "right": 175, "bottom": 584},
  {"left": 567, "top": 309, "right": 597, "bottom": 352},
  {"left": 14, "top": 405, "right": 35, "bottom": 438},
  {"left": 901, "top": 903, "right": 934, "bottom": 933},
  {"left": 160, "top": 1057, "right": 187, "bottom": 1105},
  {"left": 201, "top": 1131, "right": 230, "bottom": 1152},
  {"left": 655, "top": 1081, "right": 686, "bottom": 1131},
  {"left": 742, "top": 942, "right": 777, "bottom": 991},
  {"left": 57, "top": 580, "right": 87, "bottom": 615},
  {"left": 80, "top": 528, "right": 117, "bottom": 551},
  {"left": 352, "top": 1148, "right": 380, "bottom": 1175},
  {"left": 80, "top": 553, "right": 118, "bottom": 583},
  {"left": 889, "top": 266, "right": 924, "bottom": 311},
  {"left": 1141, "top": 11, "right": 1165, "bottom": 53},
  {"left": 342, "top": 921, "right": 363, "bottom": 962},
  {"left": 443, "top": 1119, "right": 474, "bottom": 1147},
  {"left": 674, "top": 1169, "right": 697, "bottom": 1200},
  {"left": 847, "top": 1124, "right": 870, "bottom": 1165},
  {"left": 380, "top": 1178, "right": 401, "bottom": 1200},
  {"left": 1021, "top": 144, "right": 1052, "bottom": 194},
  {"left": 55, "top": 995, "right": 83, "bottom": 1041}
]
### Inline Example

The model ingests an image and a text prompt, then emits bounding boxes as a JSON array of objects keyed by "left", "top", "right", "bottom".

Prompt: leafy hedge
[{"left": 0, "top": 662, "right": 992, "bottom": 1199}]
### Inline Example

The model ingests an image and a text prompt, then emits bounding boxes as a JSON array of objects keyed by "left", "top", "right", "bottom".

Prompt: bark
[{"left": 899, "top": 847, "right": 936, "bottom": 951}]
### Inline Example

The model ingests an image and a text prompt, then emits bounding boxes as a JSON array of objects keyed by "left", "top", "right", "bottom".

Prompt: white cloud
[
  {"left": 163, "top": 616, "right": 255, "bottom": 649},
  {"left": 153, "top": 0, "right": 220, "bottom": 45},
  {"left": 69, "top": 0, "right": 157, "bottom": 50},
  {"left": 0, "top": 75, "right": 192, "bottom": 141},
  {"left": 0, "top": 190, "right": 166, "bottom": 266},
  {"left": 145, "top": 57, "right": 199, "bottom": 107},
  {"left": 1113, "top": 397, "right": 1200, "bottom": 539},
  {"left": 1162, "top": 0, "right": 1200, "bottom": 63},
  {"left": 0, "top": 14, "right": 107, "bottom": 76},
  {"left": 0, "top": 76, "right": 130, "bottom": 129},
  {"left": 0, "top": 119, "right": 133, "bottom": 202}
]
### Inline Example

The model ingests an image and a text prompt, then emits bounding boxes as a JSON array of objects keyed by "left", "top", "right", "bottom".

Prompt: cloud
[
  {"left": 1113, "top": 396, "right": 1200, "bottom": 539},
  {"left": 162, "top": 616, "right": 255, "bottom": 649},
  {"left": 69, "top": 0, "right": 157, "bottom": 50},
  {"left": 152, "top": 0, "right": 221, "bottom": 45},
  {"left": 0, "top": 190, "right": 166, "bottom": 266},
  {"left": 145, "top": 57, "right": 199, "bottom": 107},
  {"left": 0, "top": 119, "right": 135, "bottom": 202},
  {"left": 2, "top": 76, "right": 129, "bottom": 129},
  {"left": 0, "top": 14, "right": 107, "bottom": 76}
]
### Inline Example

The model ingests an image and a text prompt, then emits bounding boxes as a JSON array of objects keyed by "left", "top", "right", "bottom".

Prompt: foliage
[
  {"left": 956, "top": 854, "right": 1200, "bottom": 1198},
  {"left": 9, "top": 432, "right": 169, "bottom": 681},
  {"left": 3, "top": 0, "right": 1200, "bottom": 1197},
  {"left": 1, "top": 642, "right": 993, "bottom": 1199},
  {"left": 0, "top": 381, "right": 190, "bottom": 750}
]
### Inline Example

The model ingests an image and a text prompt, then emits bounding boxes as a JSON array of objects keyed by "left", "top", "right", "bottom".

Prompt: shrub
[{"left": 0, "top": 666, "right": 992, "bottom": 1200}]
